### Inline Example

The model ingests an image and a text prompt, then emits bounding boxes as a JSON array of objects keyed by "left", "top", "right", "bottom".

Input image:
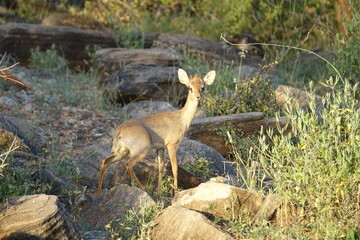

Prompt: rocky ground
[{"left": 0, "top": 23, "right": 324, "bottom": 239}]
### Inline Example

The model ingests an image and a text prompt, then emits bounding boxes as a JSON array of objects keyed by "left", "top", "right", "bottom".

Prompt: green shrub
[
  {"left": 183, "top": 157, "right": 216, "bottom": 180},
  {"left": 29, "top": 45, "right": 68, "bottom": 71},
  {"left": 0, "top": 162, "right": 52, "bottom": 202},
  {"left": 332, "top": 9, "right": 360, "bottom": 92},
  {"left": 105, "top": 203, "right": 163, "bottom": 240},
  {"left": 229, "top": 77, "right": 359, "bottom": 238}
]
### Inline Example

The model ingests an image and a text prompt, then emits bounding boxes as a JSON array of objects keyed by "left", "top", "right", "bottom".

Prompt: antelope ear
[
  {"left": 178, "top": 68, "right": 190, "bottom": 87},
  {"left": 203, "top": 70, "right": 216, "bottom": 85}
]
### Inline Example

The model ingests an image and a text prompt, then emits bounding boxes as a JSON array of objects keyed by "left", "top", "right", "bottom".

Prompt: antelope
[{"left": 97, "top": 68, "right": 216, "bottom": 195}]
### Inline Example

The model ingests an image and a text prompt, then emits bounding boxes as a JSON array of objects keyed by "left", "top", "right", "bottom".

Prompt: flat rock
[
  {"left": 187, "top": 112, "right": 290, "bottom": 155},
  {"left": 172, "top": 182, "right": 298, "bottom": 225},
  {"left": 0, "top": 194, "right": 80, "bottom": 239},
  {"left": 94, "top": 48, "right": 184, "bottom": 76},
  {"left": 80, "top": 184, "right": 156, "bottom": 227},
  {"left": 102, "top": 63, "right": 186, "bottom": 103},
  {"left": 0, "top": 23, "right": 117, "bottom": 67},
  {"left": 156, "top": 33, "right": 262, "bottom": 66},
  {"left": 150, "top": 206, "right": 233, "bottom": 240},
  {"left": 121, "top": 100, "right": 178, "bottom": 119}
]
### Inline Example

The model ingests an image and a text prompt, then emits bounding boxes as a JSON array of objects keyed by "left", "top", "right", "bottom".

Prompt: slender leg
[
  {"left": 157, "top": 148, "right": 165, "bottom": 195},
  {"left": 125, "top": 153, "right": 148, "bottom": 190},
  {"left": 167, "top": 144, "right": 179, "bottom": 192},
  {"left": 97, "top": 155, "right": 115, "bottom": 196}
]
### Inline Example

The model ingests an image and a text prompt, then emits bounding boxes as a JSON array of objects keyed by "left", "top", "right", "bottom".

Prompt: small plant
[
  {"left": 29, "top": 45, "right": 68, "bottom": 71},
  {"left": 183, "top": 157, "right": 216, "bottom": 180},
  {"left": 105, "top": 203, "right": 163, "bottom": 239},
  {"left": 202, "top": 65, "right": 278, "bottom": 117}
]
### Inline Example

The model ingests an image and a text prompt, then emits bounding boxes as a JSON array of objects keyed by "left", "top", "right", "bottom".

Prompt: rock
[
  {"left": 156, "top": 33, "right": 262, "bottom": 66},
  {"left": 94, "top": 48, "right": 184, "bottom": 76},
  {"left": 75, "top": 133, "right": 234, "bottom": 191},
  {"left": 75, "top": 138, "right": 114, "bottom": 189},
  {"left": 172, "top": 182, "right": 298, "bottom": 225},
  {"left": 0, "top": 115, "right": 46, "bottom": 155},
  {"left": 102, "top": 63, "right": 186, "bottom": 103},
  {"left": 0, "top": 23, "right": 117, "bottom": 67},
  {"left": 173, "top": 182, "right": 263, "bottom": 220},
  {"left": 83, "top": 230, "right": 110, "bottom": 240},
  {"left": 122, "top": 100, "right": 178, "bottom": 119},
  {"left": 41, "top": 12, "right": 103, "bottom": 30},
  {"left": 275, "top": 85, "right": 324, "bottom": 114},
  {"left": 150, "top": 206, "right": 233, "bottom": 240},
  {"left": 80, "top": 184, "right": 156, "bottom": 227},
  {"left": 187, "top": 112, "right": 290, "bottom": 156},
  {"left": 0, "top": 96, "right": 18, "bottom": 107},
  {"left": 0, "top": 194, "right": 81, "bottom": 239}
]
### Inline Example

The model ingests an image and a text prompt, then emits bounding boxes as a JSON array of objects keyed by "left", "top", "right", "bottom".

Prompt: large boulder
[
  {"left": 187, "top": 112, "right": 290, "bottom": 156},
  {"left": 121, "top": 100, "right": 178, "bottom": 119},
  {"left": 80, "top": 184, "right": 156, "bottom": 227},
  {"left": 156, "top": 33, "right": 262, "bottom": 66},
  {"left": 94, "top": 48, "right": 184, "bottom": 76},
  {"left": 0, "top": 194, "right": 81, "bottom": 239},
  {"left": 0, "top": 23, "right": 117, "bottom": 67},
  {"left": 172, "top": 182, "right": 298, "bottom": 225},
  {"left": 150, "top": 206, "right": 233, "bottom": 240},
  {"left": 102, "top": 63, "right": 186, "bottom": 103}
]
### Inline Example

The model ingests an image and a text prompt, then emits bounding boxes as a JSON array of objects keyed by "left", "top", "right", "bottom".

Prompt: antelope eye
[
  {"left": 201, "top": 86, "right": 205, "bottom": 92},
  {"left": 188, "top": 87, "right": 193, "bottom": 93}
]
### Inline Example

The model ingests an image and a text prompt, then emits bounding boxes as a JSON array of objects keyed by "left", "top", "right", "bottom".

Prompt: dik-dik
[{"left": 97, "top": 68, "right": 216, "bottom": 195}]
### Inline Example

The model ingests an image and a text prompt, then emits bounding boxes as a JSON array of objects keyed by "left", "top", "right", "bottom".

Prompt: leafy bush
[
  {"left": 229, "top": 77, "right": 359, "bottom": 238},
  {"left": 105, "top": 204, "right": 163, "bottom": 240},
  {"left": 29, "top": 45, "right": 68, "bottom": 71},
  {"left": 202, "top": 72, "right": 278, "bottom": 116},
  {"left": 183, "top": 157, "right": 216, "bottom": 180},
  {"left": 332, "top": 8, "right": 360, "bottom": 92}
]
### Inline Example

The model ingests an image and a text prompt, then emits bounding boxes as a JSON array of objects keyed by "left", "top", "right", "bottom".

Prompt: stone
[
  {"left": 0, "top": 96, "right": 18, "bottom": 107},
  {"left": 150, "top": 206, "right": 233, "bottom": 240},
  {"left": 156, "top": 33, "right": 262, "bottom": 66},
  {"left": 172, "top": 182, "right": 299, "bottom": 225},
  {"left": 80, "top": 184, "right": 156, "bottom": 227},
  {"left": 172, "top": 182, "right": 264, "bottom": 220},
  {"left": 94, "top": 48, "right": 184, "bottom": 76},
  {"left": 83, "top": 230, "right": 110, "bottom": 240},
  {"left": 275, "top": 85, "right": 324, "bottom": 115},
  {"left": 0, "top": 194, "right": 81, "bottom": 239},
  {"left": 187, "top": 112, "right": 290, "bottom": 156},
  {"left": 0, "top": 115, "right": 46, "bottom": 155},
  {"left": 122, "top": 100, "right": 178, "bottom": 119},
  {"left": 102, "top": 63, "right": 186, "bottom": 103},
  {"left": 0, "top": 23, "right": 117, "bottom": 67}
]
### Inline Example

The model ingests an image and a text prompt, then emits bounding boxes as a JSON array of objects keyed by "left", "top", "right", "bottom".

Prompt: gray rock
[
  {"left": 102, "top": 63, "right": 186, "bottom": 104},
  {"left": 94, "top": 48, "right": 184, "bottom": 75},
  {"left": 150, "top": 206, "right": 233, "bottom": 240},
  {"left": 0, "top": 96, "right": 18, "bottom": 107},
  {"left": 187, "top": 112, "right": 290, "bottom": 156},
  {"left": 156, "top": 33, "right": 262, "bottom": 66},
  {"left": 83, "top": 230, "right": 110, "bottom": 240},
  {"left": 122, "top": 100, "right": 178, "bottom": 119},
  {"left": 80, "top": 184, "right": 156, "bottom": 226},
  {"left": 0, "top": 194, "right": 81, "bottom": 239},
  {"left": 172, "top": 182, "right": 298, "bottom": 225}
]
